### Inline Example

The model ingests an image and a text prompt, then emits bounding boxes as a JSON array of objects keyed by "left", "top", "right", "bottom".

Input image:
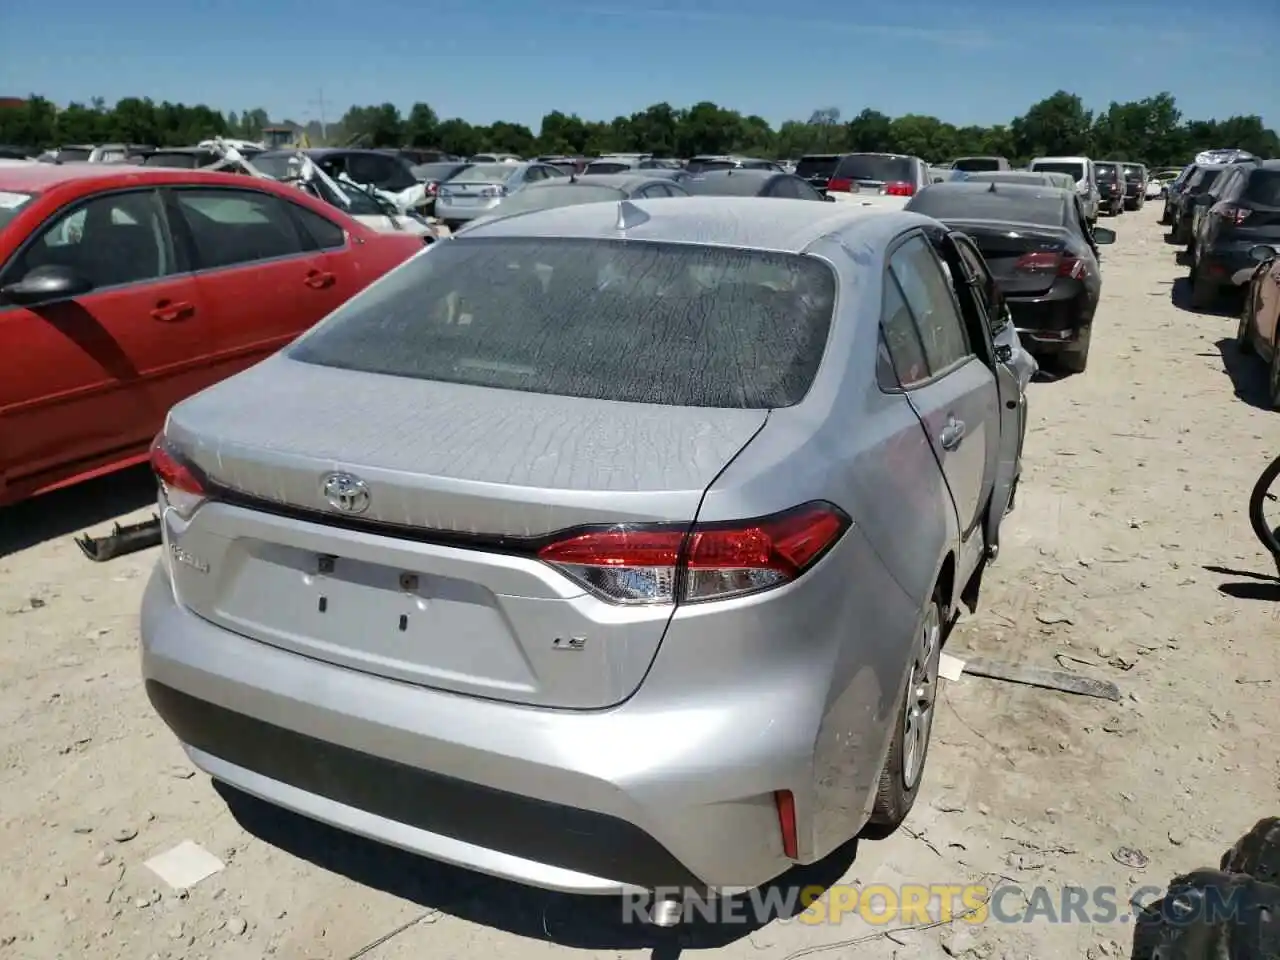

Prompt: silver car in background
[
  {"left": 141, "top": 197, "right": 1027, "bottom": 912},
  {"left": 434, "top": 161, "right": 568, "bottom": 228}
]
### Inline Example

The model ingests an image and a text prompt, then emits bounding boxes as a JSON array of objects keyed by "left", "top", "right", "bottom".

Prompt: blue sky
[{"left": 1, "top": 0, "right": 1274, "bottom": 131}]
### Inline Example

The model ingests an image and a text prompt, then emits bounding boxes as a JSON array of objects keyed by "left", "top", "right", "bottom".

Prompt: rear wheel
[
  {"left": 1248, "top": 452, "right": 1280, "bottom": 568},
  {"left": 865, "top": 591, "right": 943, "bottom": 834},
  {"left": 1058, "top": 327, "right": 1091, "bottom": 374},
  {"left": 1237, "top": 302, "right": 1255, "bottom": 354},
  {"left": 1189, "top": 265, "right": 1217, "bottom": 309},
  {"left": 1270, "top": 340, "right": 1280, "bottom": 410}
]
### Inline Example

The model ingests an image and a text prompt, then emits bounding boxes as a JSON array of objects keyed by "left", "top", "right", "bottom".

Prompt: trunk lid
[
  {"left": 948, "top": 220, "right": 1071, "bottom": 296},
  {"left": 162, "top": 356, "right": 768, "bottom": 710}
]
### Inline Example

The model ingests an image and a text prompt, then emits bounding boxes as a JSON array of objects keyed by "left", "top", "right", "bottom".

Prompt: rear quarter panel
[{"left": 692, "top": 235, "right": 954, "bottom": 852}]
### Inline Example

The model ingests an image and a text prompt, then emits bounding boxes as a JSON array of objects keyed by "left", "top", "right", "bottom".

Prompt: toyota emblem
[{"left": 321, "top": 472, "right": 371, "bottom": 514}]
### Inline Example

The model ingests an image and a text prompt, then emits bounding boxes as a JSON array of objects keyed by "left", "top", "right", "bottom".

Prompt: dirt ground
[{"left": 1, "top": 203, "right": 1276, "bottom": 960}]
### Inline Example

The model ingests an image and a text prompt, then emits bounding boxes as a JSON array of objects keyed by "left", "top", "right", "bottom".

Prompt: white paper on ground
[
  {"left": 144, "top": 840, "right": 226, "bottom": 890},
  {"left": 938, "top": 653, "right": 966, "bottom": 682}
]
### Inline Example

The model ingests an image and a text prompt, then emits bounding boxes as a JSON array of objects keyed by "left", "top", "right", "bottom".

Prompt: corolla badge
[{"left": 321, "top": 472, "right": 371, "bottom": 514}]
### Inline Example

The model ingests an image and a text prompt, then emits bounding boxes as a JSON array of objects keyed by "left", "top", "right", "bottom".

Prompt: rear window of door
[
  {"left": 172, "top": 189, "right": 307, "bottom": 270},
  {"left": 889, "top": 235, "right": 971, "bottom": 375},
  {"left": 878, "top": 273, "right": 930, "bottom": 390},
  {"left": 5, "top": 189, "right": 175, "bottom": 290},
  {"left": 287, "top": 236, "right": 838, "bottom": 409},
  {"left": 1245, "top": 170, "right": 1280, "bottom": 206}
]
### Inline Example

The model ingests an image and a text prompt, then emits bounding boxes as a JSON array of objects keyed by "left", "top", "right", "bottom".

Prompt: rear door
[
  {"left": 889, "top": 233, "right": 999, "bottom": 544},
  {"left": 165, "top": 186, "right": 348, "bottom": 385},
  {"left": 0, "top": 187, "right": 208, "bottom": 497}
]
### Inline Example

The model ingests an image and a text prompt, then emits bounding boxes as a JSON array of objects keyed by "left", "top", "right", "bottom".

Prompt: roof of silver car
[{"left": 456, "top": 195, "right": 931, "bottom": 253}]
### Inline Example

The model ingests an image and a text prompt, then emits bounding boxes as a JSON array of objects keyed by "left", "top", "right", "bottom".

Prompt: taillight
[
  {"left": 150, "top": 435, "right": 207, "bottom": 520},
  {"left": 1013, "top": 251, "right": 1083, "bottom": 280},
  {"left": 535, "top": 502, "right": 850, "bottom": 605},
  {"left": 479, "top": 185, "right": 508, "bottom": 198},
  {"left": 882, "top": 181, "right": 915, "bottom": 197},
  {"left": 426, "top": 181, "right": 438, "bottom": 195},
  {"left": 827, "top": 178, "right": 854, "bottom": 193},
  {"left": 1212, "top": 202, "right": 1251, "bottom": 226}
]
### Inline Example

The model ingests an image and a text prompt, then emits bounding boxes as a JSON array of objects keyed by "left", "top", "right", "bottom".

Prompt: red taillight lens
[
  {"left": 1211, "top": 202, "right": 1251, "bottom": 226},
  {"left": 883, "top": 181, "right": 915, "bottom": 196},
  {"left": 426, "top": 182, "right": 438, "bottom": 195},
  {"left": 1013, "top": 251, "right": 1083, "bottom": 280},
  {"left": 827, "top": 178, "right": 854, "bottom": 193},
  {"left": 775, "top": 789, "right": 799, "bottom": 860},
  {"left": 150, "top": 434, "right": 207, "bottom": 519},
  {"left": 536, "top": 502, "right": 849, "bottom": 604}
]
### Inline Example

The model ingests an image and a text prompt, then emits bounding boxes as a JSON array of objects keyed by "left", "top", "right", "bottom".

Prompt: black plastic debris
[{"left": 75, "top": 516, "right": 162, "bottom": 562}]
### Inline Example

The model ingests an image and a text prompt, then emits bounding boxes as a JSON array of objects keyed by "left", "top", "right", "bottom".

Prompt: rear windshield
[
  {"left": 584, "top": 161, "right": 631, "bottom": 175},
  {"left": 952, "top": 157, "right": 1002, "bottom": 172},
  {"left": 0, "top": 190, "right": 36, "bottom": 231},
  {"left": 143, "top": 152, "right": 206, "bottom": 169},
  {"left": 1122, "top": 165, "right": 1145, "bottom": 180},
  {"left": 907, "top": 188, "right": 1067, "bottom": 227},
  {"left": 1245, "top": 170, "right": 1280, "bottom": 206},
  {"left": 449, "top": 163, "right": 515, "bottom": 183},
  {"left": 834, "top": 155, "right": 912, "bottom": 183},
  {"left": 795, "top": 156, "right": 840, "bottom": 180},
  {"left": 493, "top": 184, "right": 624, "bottom": 215},
  {"left": 288, "top": 236, "right": 837, "bottom": 409},
  {"left": 1095, "top": 165, "right": 1119, "bottom": 180},
  {"left": 686, "top": 158, "right": 736, "bottom": 173},
  {"left": 412, "top": 162, "right": 468, "bottom": 181},
  {"left": 1032, "top": 161, "right": 1084, "bottom": 180},
  {"left": 1189, "top": 169, "right": 1222, "bottom": 193}
]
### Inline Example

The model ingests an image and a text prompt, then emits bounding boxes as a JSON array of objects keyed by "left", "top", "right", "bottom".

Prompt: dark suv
[
  {"left": 1169, "top": 165, "right": 1225, "bottom": 244},
  {"left": 1121, "top": 163, "right": 1147, "bottom": 211},
  {"left": 1187, "top": 160, "right": 1280, "bottom": 308},
  {"left": 1094, "top": 162, "right": 1126, "bottom": 216}
]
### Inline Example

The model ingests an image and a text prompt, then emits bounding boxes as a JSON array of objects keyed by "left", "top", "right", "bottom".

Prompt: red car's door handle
[
  {"left": 150, "top": 300, "right": 195, "bottom": 322},
  {"left": 304, "top": 270, "right": 336, "bottom": 289}
]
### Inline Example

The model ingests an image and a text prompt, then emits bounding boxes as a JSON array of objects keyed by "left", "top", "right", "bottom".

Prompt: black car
[
  {"left": 682, "top": 168, "right": 831, "bottom": 200},
  {"left": 906, "top": 181, "right": 1116, "bottom": 373},
  {"left": 795, "top": 153, "right": 842, "bottom": 190},
  {"left": 1188, "top": 160, "right": 1280, "bottom": 308},
  {"left": 1120, "top": 163, "right": 1147, "bottom": 211},
  {"left": 301, "top": 148, "right": 421, "bottom": 195},
  {"left": 1094, "top": 162, "right": 1126, "bottom": 216},
  {"left": 1169, "top": 165, "right": 1224, "bottom": 243}
]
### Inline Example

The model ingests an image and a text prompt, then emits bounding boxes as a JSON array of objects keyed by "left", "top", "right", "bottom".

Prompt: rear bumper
[
  {"left": 1199, "top": 242, "right": 1267, "bottom": 287},
  {"left": 433, "top": 198, "right": 503, "bottom": 224},
  {"left": 1008, "top": 289, "right": 1088, "bottom": 351},
  {"left": 140, "top": 520, "right": 913, "bottom": 894}
]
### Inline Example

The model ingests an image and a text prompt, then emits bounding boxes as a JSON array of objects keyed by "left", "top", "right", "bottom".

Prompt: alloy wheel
[{"left": 901, "top": 602, "right": 942, "bottom": 791}]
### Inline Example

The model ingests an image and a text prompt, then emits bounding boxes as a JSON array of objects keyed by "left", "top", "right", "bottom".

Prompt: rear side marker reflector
[
  {"left": 536, "top": 502, "right": 850, "bottom": 605},
  {"left": 775, "top": 789, "right": 799, "bottom": 859}
]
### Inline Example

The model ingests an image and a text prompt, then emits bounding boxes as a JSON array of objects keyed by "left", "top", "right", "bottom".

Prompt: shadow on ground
[
  {"left": 1204, "top": 565, "right": 1280, "bottom": 602},
  {"left": 0, "top": 464, "right": 156, "bottom": 558},
  {"left": 217, "top": 783, "right": 860, "bottom": 958},
  {"left": 1171, "top": 278, "right": 1245, "bottom": 318},
  {"left": 1128, "top": 818, "right": 1279, "bottom": 960},
  {"left": 1213, "top": 338, "right": 1274, "bottom": 412}
]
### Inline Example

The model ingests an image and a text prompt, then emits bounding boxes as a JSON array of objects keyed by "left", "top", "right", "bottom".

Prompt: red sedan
[{"left": 0, "top": 164, "right": 425, "bottom": 506}]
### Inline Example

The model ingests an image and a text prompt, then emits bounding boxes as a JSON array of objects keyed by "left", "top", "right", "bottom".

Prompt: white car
[{"left": 1029, "top": 156, "right": 1101, "bottom": 223}]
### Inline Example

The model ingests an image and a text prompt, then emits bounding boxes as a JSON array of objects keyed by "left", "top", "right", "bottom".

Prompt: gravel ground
[{"left": 1, "top": 203, "right": 1276, "bottom": 960}]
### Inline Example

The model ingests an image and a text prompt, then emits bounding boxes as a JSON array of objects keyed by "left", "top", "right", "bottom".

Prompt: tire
[
  {"left": 865, "top": 590, "right": 944, "bottom": 834},
  {"left": 1189, "top": 266, "right": 1217, "bottom": 309},
  {"left": 1247, "top": 452, "right": 1280, "bottom": 564},
  {"left": 1237, "top": 302, "right": 1255, "bottom": 354},
  {"left": 1270, "top": 339, "right": 1280, "bottom": 411},
  {"left": 1058, "top": 326, "right": 1091, "bottom": 374}
]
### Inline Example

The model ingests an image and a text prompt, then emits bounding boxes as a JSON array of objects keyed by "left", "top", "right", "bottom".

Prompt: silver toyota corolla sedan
[{"left": 141, "top": 197, "right": 1027, "bottom": 909}]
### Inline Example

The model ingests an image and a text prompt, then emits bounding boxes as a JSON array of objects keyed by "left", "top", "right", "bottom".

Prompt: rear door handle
[
  {"left": 150, "top": 300, "right": 195, "bottom": 322},
  {"left": 304, "top": 270, "right": 336, "bottom": 289},
  {"left": 939, "top": 418, "right": 966, "bottom": 451}
]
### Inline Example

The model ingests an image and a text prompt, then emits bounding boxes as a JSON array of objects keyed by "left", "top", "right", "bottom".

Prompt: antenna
[{"left": 615, "top": 199, "right": 650, "bottom": 231}]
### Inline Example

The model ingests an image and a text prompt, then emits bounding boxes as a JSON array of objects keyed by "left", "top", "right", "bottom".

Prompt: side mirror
[
  {"left": 0, "top": 265, "right": 94, "bottom": 306},
  {"left": 994, "top": 343, "right": 1013, "bottom": 363},
  {"left": 823, "top": 193, "right": 835, "bottom": 202},
  {"left": 1250, "top": 244, "right": 1278, "bottom": 263},
  {"left": 1092, "top": 226, "right": 1117, "bottom": 245}
]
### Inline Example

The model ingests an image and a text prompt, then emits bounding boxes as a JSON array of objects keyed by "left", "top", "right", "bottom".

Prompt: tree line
[{"left": 1, "top": 90, "right": 1275, "bottom": 168}]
